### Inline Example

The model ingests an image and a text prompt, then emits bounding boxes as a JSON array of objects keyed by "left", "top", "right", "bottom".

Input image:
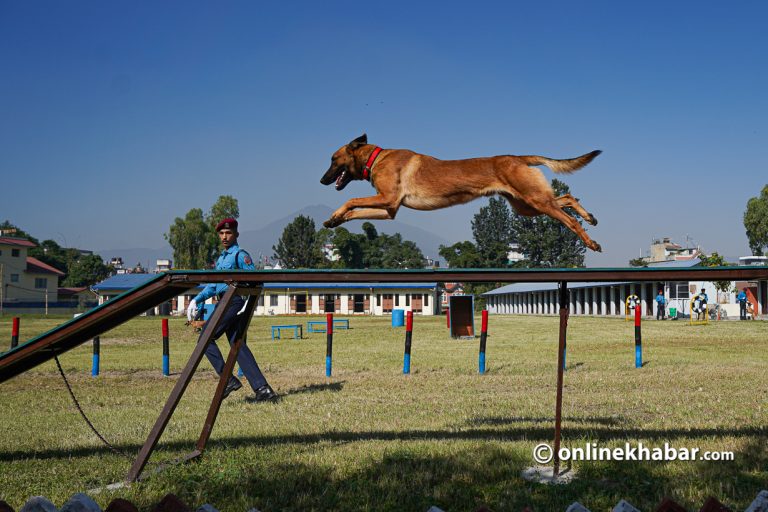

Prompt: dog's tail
[{"left": 522, "top": 150, "right": 602, "bottom": 174}]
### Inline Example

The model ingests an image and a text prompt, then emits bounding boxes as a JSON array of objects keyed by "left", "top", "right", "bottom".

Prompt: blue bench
[
  {"left": 271, "top": 324, "right": 303, "bottom": 340},
  {"left": 307, "top": 319, "right": 350, "bottom": 333}
]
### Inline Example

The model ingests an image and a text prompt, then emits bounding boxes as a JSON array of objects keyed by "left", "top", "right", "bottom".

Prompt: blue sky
[{"left": 1, "top": 1, "right": 766, "bottom": 266}]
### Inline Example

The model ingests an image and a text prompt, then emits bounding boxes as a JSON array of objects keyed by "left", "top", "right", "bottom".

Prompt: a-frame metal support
[{"left": 126, "top": 283, "right": 261, "bottom": 482}]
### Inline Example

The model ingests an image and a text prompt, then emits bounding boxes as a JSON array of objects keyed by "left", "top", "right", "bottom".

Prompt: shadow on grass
[
  {"left": 124, "top": 437, "right": 768, "bottom": 512},
  {"left": 2, "top": 419, "right": 763, "bottom": 464},
  {"left": 281, "top": 380, "right": 346, "bottom": 397}
]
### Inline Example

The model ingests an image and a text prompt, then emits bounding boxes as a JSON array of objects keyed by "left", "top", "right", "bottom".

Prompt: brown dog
[{"left": 320, "top": 134, "right": 603, "bottom": 252}]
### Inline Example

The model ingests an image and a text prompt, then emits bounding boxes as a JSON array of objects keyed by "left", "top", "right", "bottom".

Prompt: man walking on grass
[{"left": 187, "top": 218, "right": 278, "bottom": 403}]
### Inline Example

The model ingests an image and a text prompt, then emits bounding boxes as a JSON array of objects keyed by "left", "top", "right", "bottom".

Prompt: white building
[
  {"left": 92, "top": 274, "right": 439, "bottom": 317},
  {"left": 483, "top": 259, "right": 767, "bottom": 319}
]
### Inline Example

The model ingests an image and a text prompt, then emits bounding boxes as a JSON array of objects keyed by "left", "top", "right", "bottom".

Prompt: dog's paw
[
  {"left": 591, "top": 241, "right": 603, "bottom": 252},
  {"left": 323, "top": 218, "right": 338, "bottom": 228},
  {"left": 587, "top": 213, "right": 598, "bottom": 226}
]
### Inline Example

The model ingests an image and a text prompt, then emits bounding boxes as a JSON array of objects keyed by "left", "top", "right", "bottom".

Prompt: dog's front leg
[{"left": 324, "top": 195, "right": 397, "bottom": 228}]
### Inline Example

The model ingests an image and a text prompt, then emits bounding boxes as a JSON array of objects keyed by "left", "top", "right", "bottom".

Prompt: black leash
[{"left": 54, "top": 355, "right": 133, "bottom": 460}]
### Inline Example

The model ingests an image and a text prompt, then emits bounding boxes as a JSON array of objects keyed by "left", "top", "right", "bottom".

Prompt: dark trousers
[
  {"left": 740, "top": 302, "right": 747, "bottom": 320},
  {"left": 656, "top": 304, "right": 665, "bottom": 320},
  {"left": 202, "top": 296, "right": 267, "bottom": 391}
]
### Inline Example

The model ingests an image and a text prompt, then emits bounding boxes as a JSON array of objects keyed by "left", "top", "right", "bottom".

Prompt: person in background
[
  {"left": 737, "top": 287, "right": 748, "bottom": 320},
  {"left": 187, "top": 218, "right": 278, "bottom": 403},
  {"left": 697, "top": 288, "right": 709, "bottom": 321},
  {"left": 655, "top": 289, "right": 666, "bottom": 320}
]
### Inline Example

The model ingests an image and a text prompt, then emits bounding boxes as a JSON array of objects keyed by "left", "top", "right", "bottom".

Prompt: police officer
[
  {"left": 187, "top": 218, "right": 277, "bottom": 403},
  {"left": 655, "top": 289, "right": 666, "bottom": 320},
  {"left": 737, "top": 287, "right": 748, "bottom": 320}
]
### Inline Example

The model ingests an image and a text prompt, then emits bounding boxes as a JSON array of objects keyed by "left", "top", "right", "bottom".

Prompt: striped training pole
[
  {"left": 91, "top": 336, "right": 100, "bottom": 377},
  {"left": 635, "top": 301, "right": 642, "bottom": 368},
  {"left": 11, "top": 317, "right": 20, "bottom": 349},
  {"left": 403, "top": 310, "right": 413, "bottom": 374},
  {"left": 479, "top": 310, "right": 488, "bottom": 374},
  {"left": 162, "top": 319, "right": 170, "bottom": 377},
  {"left": 326, "top": 313, "right": 333, "bottom": 377}
]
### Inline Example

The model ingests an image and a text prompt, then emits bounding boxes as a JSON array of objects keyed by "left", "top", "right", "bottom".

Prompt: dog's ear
[{"left": 348, "top": 133, "right": 367, "bottom": 148}]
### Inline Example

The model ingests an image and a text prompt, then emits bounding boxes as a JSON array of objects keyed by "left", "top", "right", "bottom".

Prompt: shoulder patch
[{"left": 243, "top": 255, "right": 252, "bottom": 265}]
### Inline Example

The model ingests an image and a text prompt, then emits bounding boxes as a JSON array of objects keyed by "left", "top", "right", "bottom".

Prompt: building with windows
[
  {"left": 91, "top": 274, "right": 439, "bottom": 317},
  {"left": 0, "top": 236, "right": 96, "bottom": 314},
  {"left": 482, "top": 259, "right": 767, "bottom": 319}
]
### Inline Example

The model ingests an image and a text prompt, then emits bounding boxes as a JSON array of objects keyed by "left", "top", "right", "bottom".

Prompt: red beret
[{"left": 215, "top": 218, "right": 238, "bottom": 232}]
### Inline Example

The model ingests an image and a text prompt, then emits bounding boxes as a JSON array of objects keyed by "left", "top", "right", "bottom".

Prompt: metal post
[
  {"left": 326, "top": 313, "right": 333, "bottom": 377},
  {"left": 11, "top": 317, "right": 19, "bottom": 349},
  {"left": 403, "top": 310, "right": 413, "bottom": 374},
  {"left": 479, "top": 310, "right": 488, "bottom": 374},
  {"left": 635, "top": 302, "right": 642, "bottom": 368},
  {"left": 162, "top": 319, "right": 169, "bottom": 377},
  {"left": 91, "top": 336, "right": 100, "bottom": 377},
  {"left": 553, "top": 281, "right": 569, "bottom": 476}
]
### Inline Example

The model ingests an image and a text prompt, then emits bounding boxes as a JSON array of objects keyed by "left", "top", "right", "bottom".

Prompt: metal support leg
[
  {"left": 196, "top": 287, "right": 260, "bottom": 452},
  {"left": 126, "top": 286, "right": 238, "bottom": 483},
  {"left": 553, "top": 281, "right": 569, "bottom": 476}
]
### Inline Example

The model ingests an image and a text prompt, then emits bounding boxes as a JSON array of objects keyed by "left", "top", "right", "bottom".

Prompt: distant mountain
[
  {"left": 238, "top": 204, "right": 449, "bottom": 265},
  {"left": 96, "top": 205, "right": 449, "bottom": 270}
]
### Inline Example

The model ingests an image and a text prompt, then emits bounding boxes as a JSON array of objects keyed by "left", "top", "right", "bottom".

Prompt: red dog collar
[{"left": 363, "top": 146, "right": 382, "bottom": 181}]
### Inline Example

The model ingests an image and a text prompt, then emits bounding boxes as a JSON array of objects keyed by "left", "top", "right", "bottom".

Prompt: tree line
[{"left": 0, "top": 220, "right": 112, "bottom": 287}]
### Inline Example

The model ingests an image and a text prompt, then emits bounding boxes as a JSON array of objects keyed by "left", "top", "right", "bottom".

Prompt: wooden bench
[
  {"left": 271, "top": 324, "right": 303, "bottom": 340},
  {"left": 307, "top": 319, "right": 350, "bottom": 333}
]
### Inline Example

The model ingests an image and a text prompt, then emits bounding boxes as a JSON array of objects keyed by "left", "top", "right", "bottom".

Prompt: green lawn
[{"left": 0, "top": 314, "right": 766, "bottom": 511}]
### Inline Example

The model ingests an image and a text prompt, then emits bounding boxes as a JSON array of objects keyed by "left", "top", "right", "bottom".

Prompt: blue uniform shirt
[
  {"left": 737, "top": 291, "right": 747, "bottom": 303},
  {"left": 655, "top": 294, "right": 666, "bottom": 305},
  {"left": 194, "top": 244, "right": 254, "bottom": 304}
]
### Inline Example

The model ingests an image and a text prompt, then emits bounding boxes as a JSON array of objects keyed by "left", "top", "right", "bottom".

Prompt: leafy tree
[
  {"left": 29, "top": 239, "right": 70, "bottom": 274},
  {"left": 378, "top": 232, "right": 425, "bottom": 268},
  {"left": 273, "top": 215, "right": 323, "bottom": 268},
  {"left": 510, "top": 179, "right": 587, "bottom": 268},
  {"left": 321, "top": 223, "right": 425, "bottom": 269},
  {"left": 63, "top": 254, "right": 112, "bottom": 287},
  {"left": 166, "top": 208, "right": 212, "bottom": 269},
  {"left": 439, "top": 241, "right": 483, "bottom": 269},
  {"left": 628, "top": 257, "right": 648, "bottom": 267},
  {"left": 327, "top": 227, "right": 365, "bottom": 268},
  {"left": 744, "top": 185, "right": 768, "bottom": 256},
  {"left": 698, "top": 252, "right": 733, "bottom": 299},
  {"left": 471, "top": 197, "right": 515, "bottom": 267}
]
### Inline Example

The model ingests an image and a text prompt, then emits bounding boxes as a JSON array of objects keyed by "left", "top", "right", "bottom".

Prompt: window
[
  {"left": 35, "top": 278, "right": 47, "bottom": 289},
  {"left": 406, "top": 294, "right": 410, "bottom": 306},
  {"left": 668, "top": 281, "right": 690, "bottom": 300},
  {"left": 269, "top": 294, "right": 278, "bottom": 306},
  {"left": 258, "top": 295, "right": 264, "bottom": 307},
  {"left": 395, "top": 294, "right": 400, "bottom": 306},
  {"left": 424, "top": 294, "right": 429, "bottom": 306},
  {"left": 11, "top": 249, "right": 20, "bottom": 257},
  {"left": 10, "top": 274, "right": 19, "bottom": 283},
  {"left": 376, "top": 294, "right": 381, "bottom": 306}
]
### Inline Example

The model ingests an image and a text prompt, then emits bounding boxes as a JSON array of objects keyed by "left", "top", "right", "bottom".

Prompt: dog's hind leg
[
  {"left": 536, "top": 201, "right": 602, "bottom": 252},
  {"left": 555, "top": 194, "right": 598, "bottom": 226}
]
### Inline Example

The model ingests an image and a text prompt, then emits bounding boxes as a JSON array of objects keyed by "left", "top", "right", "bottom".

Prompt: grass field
[{"left": 0, "top": 313, "right": 766, "bottom": 511}]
